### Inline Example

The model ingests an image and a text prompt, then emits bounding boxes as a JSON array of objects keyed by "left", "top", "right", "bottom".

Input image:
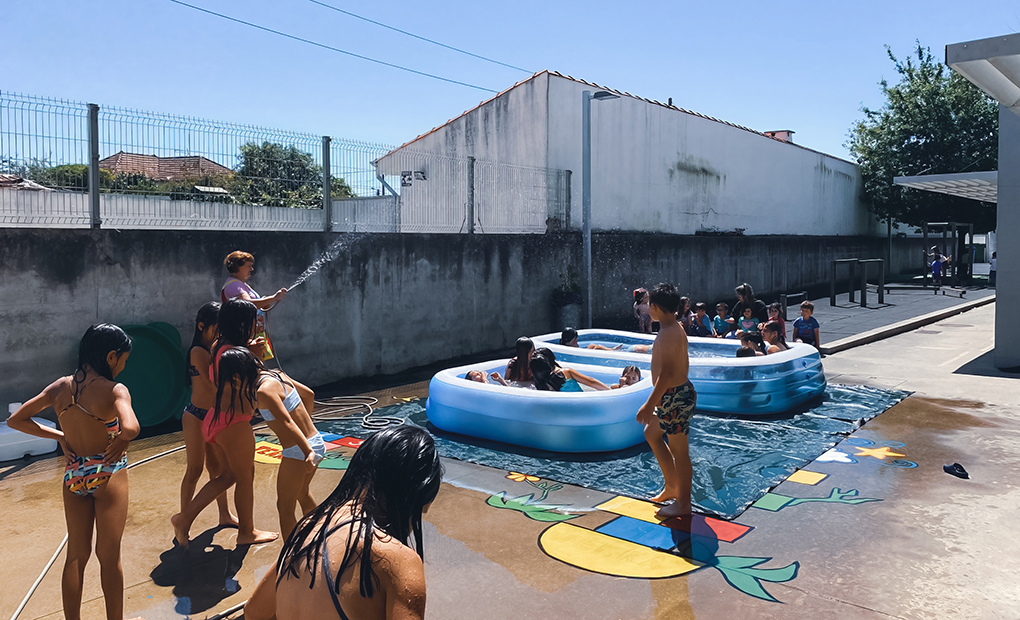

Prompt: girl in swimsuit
[
  {"left": 529, "top": 348, "right": 610, "bottom": 391},
  {"left": 256, "top": 365, "right": 322, "bottom": 538},
  {"left": 179, "top": 301, "right": 238, "bottom": 528},
  {"left": 245, "top": 426, "right": 443, "bottom": 620},
  {"left": 172, "top": 300, "right": 278, "bottom": 547},
  {"left": 762, "top": 321, "right": 791, "bottom": 354},
  {"left": 504, "top": 336, "right": 535, "bottom": 386},
  {"left": 8, "top": 324, "right": 139, "bottom": 620}
]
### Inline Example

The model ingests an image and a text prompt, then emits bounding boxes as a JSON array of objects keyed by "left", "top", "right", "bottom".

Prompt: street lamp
[{"left": 582, "top": 90, "right": 619, "bottom": 328}]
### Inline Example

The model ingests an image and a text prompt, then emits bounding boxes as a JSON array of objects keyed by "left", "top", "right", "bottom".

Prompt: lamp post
[{"left": 582, "top": 89, "right": 619, "bottom": 328}]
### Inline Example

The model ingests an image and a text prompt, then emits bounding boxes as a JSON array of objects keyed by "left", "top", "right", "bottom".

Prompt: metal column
[
  {"left": 322, "top": 136, "right": 332, "bottom": 232},
  {"left": 87, "top": 103, "right": 101, "bottom": 229},
  {"left": 581, "top": 91, "right": 593, "bottom": 328}
]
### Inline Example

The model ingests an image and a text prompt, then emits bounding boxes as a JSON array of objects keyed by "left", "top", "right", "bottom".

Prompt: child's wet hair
[
  {"left": 695, "top": 302, "right": 708, "bottom": 312},
  {"left": 800, "top": 300, "right": 815, "bottom": 312},
  {"left": 649, "top": 283, "right": 680, "bottom": 314}
]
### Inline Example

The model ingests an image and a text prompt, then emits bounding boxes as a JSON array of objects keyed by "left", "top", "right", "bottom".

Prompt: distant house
[
  {"left": 0, "top": 173, "right": 51, "bottom": 191},
  {"left": 98, "top": 152, "right": 233, "bottom": 181}
]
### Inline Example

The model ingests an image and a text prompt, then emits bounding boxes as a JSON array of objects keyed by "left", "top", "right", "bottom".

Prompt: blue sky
[{"left": 3, "top": 0, "right": 1018, "bottom": 160}]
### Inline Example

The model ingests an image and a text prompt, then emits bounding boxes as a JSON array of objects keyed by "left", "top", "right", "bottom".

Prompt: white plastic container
[{"left": 1, "top": 405, "right": 59, "bottom": 461}]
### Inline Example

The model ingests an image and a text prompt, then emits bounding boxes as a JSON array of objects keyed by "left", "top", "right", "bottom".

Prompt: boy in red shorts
[{"left": 636, "top": 283, "right": 697, "bottom": 518}]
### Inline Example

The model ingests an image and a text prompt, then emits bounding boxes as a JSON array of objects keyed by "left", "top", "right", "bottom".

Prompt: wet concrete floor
[{"left": 2, "top": 303, "right": 1018, "bottom": 619}]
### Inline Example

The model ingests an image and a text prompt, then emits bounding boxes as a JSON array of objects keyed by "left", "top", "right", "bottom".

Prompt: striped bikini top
[{"left": 57, "top": 377, "right": 120, "bottom": 440}]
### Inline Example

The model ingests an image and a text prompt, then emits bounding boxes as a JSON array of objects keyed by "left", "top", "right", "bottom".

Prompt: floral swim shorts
[{"left": 655, "top": 381, "right": 697, "bottom": 436}]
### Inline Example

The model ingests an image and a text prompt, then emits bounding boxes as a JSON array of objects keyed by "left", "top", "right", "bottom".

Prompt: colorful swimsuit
[
  {"left": 202, "top": 346, "right": 253, "bottom": 444},
  {"left": 58, "top": 380, "right": 128, "bottom": 496},
  {"left": 258, "top": 374, "right": 324, "bottom": 463},
  {"left": 655, "top": 381, "right": 697, "bottom": 436}
]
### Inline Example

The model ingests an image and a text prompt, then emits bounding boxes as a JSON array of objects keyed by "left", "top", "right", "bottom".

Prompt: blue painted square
[{"left": 597, "top": 516, "right": 682, "bottom": 552}]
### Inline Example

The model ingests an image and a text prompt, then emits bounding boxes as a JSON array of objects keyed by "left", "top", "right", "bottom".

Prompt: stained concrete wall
[
  {"left": 378, "top": 71, "right": 882, "bottom": 237},
  {"left": 0, "top": 229, "right": 924, "bottom": 410}
]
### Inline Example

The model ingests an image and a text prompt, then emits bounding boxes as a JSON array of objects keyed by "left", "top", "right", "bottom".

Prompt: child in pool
[
  {"left": 504, "top": 337, "right": 535, "bottom": 385},
  {"left": 611, "top": 365, "right": 642, "bottom": 389},
  {"left": 180, "top": 302, "right": 237, "bottom": 529},
  {"left": 633, "top": 288, "right": 652, "bottom": 333},
  {"left": 738, "top": 332, "right": 766, "bottom": 356},
  {"left": 8, "top": 324, "right": 140, "bottom": 620},
  {"left": 530, "top": 348, "right": 610, "bottom": 391}
]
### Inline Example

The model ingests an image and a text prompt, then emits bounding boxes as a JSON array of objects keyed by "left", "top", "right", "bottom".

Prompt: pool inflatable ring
[
  {"left": 426, "top": 359, "right": 650, "bottom": 453},
  {"left": 534, "top": 329, "right": 826, "bottom": 415}
]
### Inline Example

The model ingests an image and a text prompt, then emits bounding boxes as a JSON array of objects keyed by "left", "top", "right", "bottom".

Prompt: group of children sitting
[{"left": 634, "top": 284, "right": 821, "bottom": 356}]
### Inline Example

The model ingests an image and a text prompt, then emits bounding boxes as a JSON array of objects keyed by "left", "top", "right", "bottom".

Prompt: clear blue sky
[{"left": 3, "top": 0, "right": 1018, "bottom": 160}]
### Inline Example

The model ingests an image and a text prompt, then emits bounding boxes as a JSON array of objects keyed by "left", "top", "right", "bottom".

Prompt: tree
[
  {"left": 231, "top": 141, "right": 355, "bottom": 207},
  {"left": 847, "top": 43, "right": 998, "bottom": 231}
]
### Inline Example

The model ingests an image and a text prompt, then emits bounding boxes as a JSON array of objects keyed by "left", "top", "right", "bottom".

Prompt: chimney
[{"left": 764, "top": 130, "right": 795, "bottom": 143}]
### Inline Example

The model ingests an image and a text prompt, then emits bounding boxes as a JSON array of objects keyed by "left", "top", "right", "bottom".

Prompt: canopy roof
[
  {"left": 947, "top": 33, "right": 1020, "bottom": 116},
  {"left": 894, "top": 171, "right": 997, "bottom": 203}
]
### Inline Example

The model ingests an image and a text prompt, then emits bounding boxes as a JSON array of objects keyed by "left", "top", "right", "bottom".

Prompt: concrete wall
[
  {"left": 546, "top": 74, "right": 874, "bottom": 236},
  {"left": 377, "top": 71, "right": 884, "bottom": 237},
  {"left": 0, "top": 228, "right": 927, "bottom": 410},
  {"left": 995, "top": 105, "right": 1020, "bottom": 369}
]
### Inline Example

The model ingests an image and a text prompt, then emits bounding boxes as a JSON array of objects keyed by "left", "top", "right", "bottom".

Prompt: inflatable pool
[
  {"left": 426, "top": 359, "right": 650, "bottom": 453},
  {"left": 533, "top": 329, "right": 826, "bottom": 415}
]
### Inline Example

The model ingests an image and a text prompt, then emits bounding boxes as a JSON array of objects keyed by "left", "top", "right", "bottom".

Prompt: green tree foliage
[{"left": 847, "top": 43, "right": 998, "bottom": 230}]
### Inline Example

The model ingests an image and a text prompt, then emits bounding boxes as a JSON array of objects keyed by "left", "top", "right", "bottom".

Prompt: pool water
[
  {"left": 318, "top": 383, "right": 908, "bottom": 519},
  {"left": 575, "top": 333, "right": 729, "bottom": 358}
]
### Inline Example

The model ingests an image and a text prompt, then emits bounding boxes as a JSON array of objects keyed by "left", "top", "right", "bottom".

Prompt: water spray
[{"left": 288, "top": 234, "right": 364, "bottom": 291}]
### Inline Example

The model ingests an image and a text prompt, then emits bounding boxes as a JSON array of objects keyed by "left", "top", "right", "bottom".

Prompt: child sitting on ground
[
  {"left": 764, "top": 302, "right": 786, "bottom": 337},
  {"left": 736, "top": 306, "right": 759, "bottom": 336},
  {"left": 611, "top": 365, "right": 642, "bottom": 389},
  {"left": 691, "top": 302, "right": 713, "bottom": 337},
  {"left": 792, "top": 301, "right": 820, "bottom": 349},
  {"left": 713, "top": 302, "right": 732, "bottom": 338},
  {"left": 633, "top": 288, "right": 652, "bottom": 333}
]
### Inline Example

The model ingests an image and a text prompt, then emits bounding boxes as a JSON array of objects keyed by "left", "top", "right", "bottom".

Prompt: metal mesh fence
[
  {"left": 0, "top": 93, "right": 92, "bottom": 227},
  {"left": 2, "top": 91, "right": 571, "bottom": 233}
]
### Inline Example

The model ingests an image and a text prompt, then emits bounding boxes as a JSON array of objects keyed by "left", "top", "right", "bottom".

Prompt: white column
[{"left": 995, "top": 104, "right": 1020, "bottom": 368}]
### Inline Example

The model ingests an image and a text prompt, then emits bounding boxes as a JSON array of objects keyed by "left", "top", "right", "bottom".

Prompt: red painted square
[
  {"left": 660, "top": 514, "right": 752, "bottom": 543},
  {"left": 330, "top": 436, "right": 364, "bottom": 449}
]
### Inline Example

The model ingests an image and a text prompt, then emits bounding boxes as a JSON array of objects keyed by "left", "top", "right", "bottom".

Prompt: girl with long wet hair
[
  {"left": 504, "top": 336, "right": 535, "bottom": 383},
  {"left": 245, "top": 426, "right": 443, "bottom": 620},
  {"left": 9, "top": 324, "right": 140, "bottom": 620},
  {"left": 172, "top": 346, "right": 278, "bottom": 547},
  {"left": 179, "top": 301, "right": 237, "bottom": 528}
]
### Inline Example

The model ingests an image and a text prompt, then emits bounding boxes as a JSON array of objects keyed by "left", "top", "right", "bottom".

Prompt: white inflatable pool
[{"left": 426, "top": 359, "right": 650, "bottom": 453}]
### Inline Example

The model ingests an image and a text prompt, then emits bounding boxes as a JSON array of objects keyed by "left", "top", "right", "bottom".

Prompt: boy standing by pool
[
  {"left": 636, "top": 283, "right": 697, "bottom": 518},
  {"left": 792, "top": 300, "right": 821, "bottom": 349}
]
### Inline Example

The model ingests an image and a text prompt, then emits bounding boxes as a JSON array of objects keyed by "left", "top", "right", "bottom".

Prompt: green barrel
[{"left": 117, "top": 324, "right": 190, "bottom": 427}]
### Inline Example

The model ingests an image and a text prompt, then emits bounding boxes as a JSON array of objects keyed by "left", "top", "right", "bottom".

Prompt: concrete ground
[{"left": 2, "top": 302, "right": 1017, "bottom": 620}]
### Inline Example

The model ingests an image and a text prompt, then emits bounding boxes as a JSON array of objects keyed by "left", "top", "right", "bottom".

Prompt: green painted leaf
[{"left": 715, "top": 567, "right": 779, "bottom": 602}]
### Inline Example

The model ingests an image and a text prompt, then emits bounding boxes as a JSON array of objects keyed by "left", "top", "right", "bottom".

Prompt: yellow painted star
[{"left": 853, "top": 446, "right": 906, "bottom": 460}]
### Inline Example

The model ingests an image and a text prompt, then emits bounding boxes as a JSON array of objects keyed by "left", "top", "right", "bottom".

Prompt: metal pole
[
  {"left": 467, "top": 156, "right": 475, "bottom": 234},
  {"left": 830, "top": 261, "right": 836, "bottom": 307},
  {"left": 860, "top": 261, "right": 868, "bottom": 308},
  {"left": 87, "top": 103, "right": 101, "bottom": 229},
  {"left": 878, "top": 259, "right": 885, "bottom": 304},
  {"left": 322, "top": 136, "right": 332, "bottom": 232},
  {"left": 582, "top": 91, "right": 593, "bottom": 329},
  {"left": 848, "top": 261, "right": 856, "bottom": 304},
  {"left": 923, "top": 223, "right": 930, "bottom": 287}
]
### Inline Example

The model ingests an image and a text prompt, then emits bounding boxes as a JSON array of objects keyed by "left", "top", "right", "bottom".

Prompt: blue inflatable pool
[
  {"left": 533, "top": 329, "right": 826, "bottom": 415},
  {"left": 426, "top": 359, "right": 650, "bottom": 453}
]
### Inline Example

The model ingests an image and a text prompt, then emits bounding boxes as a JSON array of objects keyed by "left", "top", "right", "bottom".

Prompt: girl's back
[
  {"left": 50, "top": 375, "right": 121, "bottom": 457},
  {"left": 275, "top": 513, "right": 425, "bottom": 620}
]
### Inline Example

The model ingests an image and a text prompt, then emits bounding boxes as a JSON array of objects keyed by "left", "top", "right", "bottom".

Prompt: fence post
[
  {"left": 860, "top": 261, "right": 868, "bottom": 308},
  {"left": 322, "top": 136, "right": 332, "bottom": 232},
  {"left": 87, "top": 103, "right": 101, "bottom": 229},
  {"left": 466, "top": 156, "right": 475, "bottom": 234}
]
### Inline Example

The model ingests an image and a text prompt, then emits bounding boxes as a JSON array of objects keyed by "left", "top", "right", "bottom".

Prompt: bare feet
[
  {"left": 237, "top": 529, "right": 279, "bottom": 545},
  {"left": 170, "top": 513, "right": 190, "bottom": 548},
  {"left": 655, "top": 501, "right": 692, "bottom": 519},
  {"left": 219, "top": 512, "right": 240, "bottom": 528},
  {"left": 649, "top": 488, "right": 678, "bottom": 504}
]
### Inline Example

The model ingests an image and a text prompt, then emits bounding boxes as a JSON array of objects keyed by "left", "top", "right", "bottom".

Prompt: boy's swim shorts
[{"left": 655, "top": 381, "right": 697, "bottom": 436}]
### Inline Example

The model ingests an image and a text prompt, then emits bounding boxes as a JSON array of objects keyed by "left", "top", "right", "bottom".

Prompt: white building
[{"left": 376, "top": 70, "right": 882, "bottom": 236}]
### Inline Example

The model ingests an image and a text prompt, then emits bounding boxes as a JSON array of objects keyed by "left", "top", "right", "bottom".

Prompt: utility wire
[
  {"left": 163, "top": 0, "right": 498, "bottom": 93},
  {"left": 305, "top": 0, "right": 531, "bottom": 73}
]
